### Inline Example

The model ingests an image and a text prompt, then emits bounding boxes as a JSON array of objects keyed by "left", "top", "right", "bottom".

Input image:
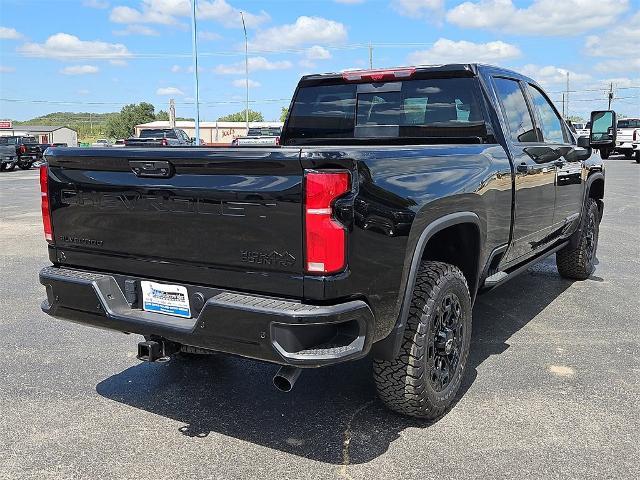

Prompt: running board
[{"left": 482, "top": 241, "right": 570, "bottom": 290}]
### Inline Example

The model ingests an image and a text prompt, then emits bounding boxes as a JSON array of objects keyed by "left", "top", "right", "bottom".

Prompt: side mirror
[
  {"left": 577, "top": 136, "right": 590, "bottom": 148},
  {"left": 589, "top": 110, "right": 617, "bottom": 147}
]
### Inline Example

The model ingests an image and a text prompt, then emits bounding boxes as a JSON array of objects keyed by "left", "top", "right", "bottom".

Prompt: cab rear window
[{"left": 284, "top": 77, "right": 487, "bottom": 144}]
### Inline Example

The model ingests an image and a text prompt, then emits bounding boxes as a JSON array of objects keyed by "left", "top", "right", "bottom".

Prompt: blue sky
[{"left": 1, "top": 0, "right": 638, "bottom": 122}]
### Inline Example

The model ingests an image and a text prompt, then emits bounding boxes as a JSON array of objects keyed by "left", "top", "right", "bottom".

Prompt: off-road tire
[
  {"left": 556, "top": 198, "right": 600, "bottom": 280},
  {"left": 373, "top": 261, "right": 472, "bottom": 420}
]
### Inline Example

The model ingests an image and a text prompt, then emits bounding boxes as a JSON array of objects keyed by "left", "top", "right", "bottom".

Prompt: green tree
[
  {"left": 155, "top": 110, "right": 170, "bottom": 121},
  {"left": 280, "top": 107, "right": 289, "bottom": 122},
  {"left": 105, "top": 102, "right": 157, "bottom": 139},
  {"left": 218, "top": 109, "right": 264, "bottom": 122},
  {"left": 567, "top": 115, "right": 586, "bottom": 123}
]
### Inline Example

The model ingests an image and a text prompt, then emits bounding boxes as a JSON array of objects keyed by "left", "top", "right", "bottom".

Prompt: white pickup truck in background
[
  {"left": 232, "top": 126, "right": 282, "bottom": 146},
  {"left": 573, "top": 122, "right": 590, "bottom": 138},
  {"left": 615, "top": 118, "right": 640, "bottom": 161}
]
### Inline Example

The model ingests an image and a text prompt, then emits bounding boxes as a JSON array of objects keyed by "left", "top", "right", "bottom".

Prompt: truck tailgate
[{"left": 46, "top": 147, "right": 304, "bottom": 292}]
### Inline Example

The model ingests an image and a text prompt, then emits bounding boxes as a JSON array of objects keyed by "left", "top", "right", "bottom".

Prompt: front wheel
[
  {"left": 0, "top": 162, "right": 16, "bottom": 172},
  {"left": 556, "top": 198, "right": 600, "bottom": 280},
  {"left": 373, "top": 261, "right": 472, "bottom": 419},
  {"left": 17, "top": 162, "right": 32, "bottom": 170}
]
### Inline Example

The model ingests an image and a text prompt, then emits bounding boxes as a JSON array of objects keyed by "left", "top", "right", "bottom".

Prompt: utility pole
[
  {"left": 369, "top": 42, "right": 373, "bottom": 69},
  {"left": 608, "top": 82, "right": 614, "bottom": 109},
  {"left": 565, "top": 71, "right": 570, "bottom": 119},
  {"left": 190, "top": 0, "right": 201, "bottom": 145},
  {"left": 241, "top": 12, "right": 249, "bottom": 132},
  {"left": 562, "top": 94, "right": 565, "bottom": 119},
  {"left": 169, "top": 99, "right": 176, "bottom": 128}
]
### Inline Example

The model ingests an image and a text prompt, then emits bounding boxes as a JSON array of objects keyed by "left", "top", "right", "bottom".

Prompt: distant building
[
  {"left": 0, "top": 125, "right": 78, "bottom": 146},
  {"left": 134, "top": 121, "right": 284, "bottom": 145}
]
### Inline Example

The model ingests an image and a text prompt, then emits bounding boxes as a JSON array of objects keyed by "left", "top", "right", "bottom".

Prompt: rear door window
[{"left": 493, "top": 77, "right": 537, "bottom": 143}]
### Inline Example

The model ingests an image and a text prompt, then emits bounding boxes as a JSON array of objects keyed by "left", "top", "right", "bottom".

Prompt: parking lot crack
[{"left": 337, "top": 399, "right": 374, "bottom": 479}]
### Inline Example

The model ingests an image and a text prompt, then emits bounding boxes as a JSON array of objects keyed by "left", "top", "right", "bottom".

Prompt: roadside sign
[{"left": 0, "top": 120, "right": 12, "bottom": 129}]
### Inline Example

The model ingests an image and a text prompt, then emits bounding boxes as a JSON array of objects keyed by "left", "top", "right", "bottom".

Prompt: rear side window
[
  {"left": 493, "top": 78, "right": 537, "bottom": 143},
  {"left": 527, "top": 85, "right": 567, "bottom": 144},
  {"left": 284, "top": 77, "right": 487, "bottom": 144}
]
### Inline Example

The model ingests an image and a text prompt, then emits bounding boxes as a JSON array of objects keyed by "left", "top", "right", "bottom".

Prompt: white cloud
[
  {"left": 156, "top": 86, "right": 184, "bottom": 96},
  {"left": 408, "top": 38, "right": 521, "bottom": 65},
  {"left": 60, "top": 65, "right": 100, "bottom": 75},
  {"left": 519, "top": 64, "right": 591, "bottom": 86},
  {"left": 83, "top": 0, "right": 110, "bottom": 8},
  {"left": 446, "top": 0, "right": 629, "bottom": 36},
  {"left": 199, "top": 31, "right": 222, "bottom": 41},
  {"left": 250, "top": 16, "right": 347, "bottom": 50},
  {"left": 110, "top": 0, "right": 268, "bottom": 28},
  {"left": 594, "top": 58, "right": 640, "bottom": 73},
  {"left": 392, "top": 0, "right": 444, "bottom": 17},
  {"left": 0, "top": 27, "right": 23, "bottom": 40},
  {"left": 0, "top": 65, "right": 16, "bottom": 73},
  {"left": 585, "top": 11, "right": 640, "bottom": 58},
  {"left": 215, "top": 56, "right": 292, "bottom": 74},
  {"left": 232, "top": 79, "right": 261, "bottom": 88},
  {"left": 171, "top": 64, "right": 182, "bottom": 73},
  {"left": 18, "top": 33, "right": 131, "bottom": 61},
  {"left": 113, "top": 24, "right": 159, "bottom": 36},
  {"left": 305, "top": 45, "right": 332, "bottom": 60}
]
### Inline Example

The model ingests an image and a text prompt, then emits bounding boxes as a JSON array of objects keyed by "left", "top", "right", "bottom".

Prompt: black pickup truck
[
  {"left": 38, "top": 64, "right": 615, "bottom": 419},
  {"left": 0, "top": 135, "right": 43, "bottom": 169}
]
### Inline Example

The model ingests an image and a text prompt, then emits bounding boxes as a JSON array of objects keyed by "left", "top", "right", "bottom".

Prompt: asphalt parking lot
[{"left": 1, "top": 157, "right": 638, "bottom": 480}]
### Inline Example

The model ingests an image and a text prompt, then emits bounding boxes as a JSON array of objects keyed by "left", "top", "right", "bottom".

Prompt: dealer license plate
[{"left": 141, "top": 281, "right": 191, "bottom": 318}]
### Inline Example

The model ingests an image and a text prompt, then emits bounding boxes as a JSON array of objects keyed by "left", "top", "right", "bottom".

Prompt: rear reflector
[
  {"left": 304, "top": 170, "right": 350, "bottom": 274},
  {"left": 39, "top": 164, "right": 53, "bottom": 243},
  {"left": 342, "top": 67, "right": 416, "bottom": 82}
]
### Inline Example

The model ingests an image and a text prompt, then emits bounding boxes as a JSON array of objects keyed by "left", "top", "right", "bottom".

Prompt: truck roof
[{"left": 299, "top": 63, "right": 537, "bottom": 86}]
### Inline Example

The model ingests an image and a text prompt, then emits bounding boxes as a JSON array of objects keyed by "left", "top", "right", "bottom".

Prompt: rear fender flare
[{"left": 372, "top": 211, "right": 482, "bottom": 360}]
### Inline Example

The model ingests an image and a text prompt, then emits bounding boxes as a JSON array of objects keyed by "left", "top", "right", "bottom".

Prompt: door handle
[{"left": 516, "top": 162, "right": 529, "bottom": 173}]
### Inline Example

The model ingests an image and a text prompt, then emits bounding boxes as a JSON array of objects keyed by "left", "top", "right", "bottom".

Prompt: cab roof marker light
[{"left": 342, "top": 67, "right": 416, "bottom": 82}]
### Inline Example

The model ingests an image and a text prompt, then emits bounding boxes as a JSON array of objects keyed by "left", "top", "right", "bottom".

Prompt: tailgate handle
[{"left": 130, "top": 160, "right": 174, "bottom": 178}]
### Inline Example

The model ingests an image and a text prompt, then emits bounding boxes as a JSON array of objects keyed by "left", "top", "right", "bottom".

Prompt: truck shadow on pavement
[{"left": 96, "top": 256, "right": 574, "bottom": 465}]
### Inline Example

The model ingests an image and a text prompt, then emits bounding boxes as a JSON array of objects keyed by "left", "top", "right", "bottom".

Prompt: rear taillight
[
  {"left": 39, "top": 164, "right": 53, "bottom": 243},
  {"left": 275, "top": 136, "right": 280, "bottom": 146},
  {"left": 304, "top": 170, "right": 350, "bottom": 274},
  {"left": 161, "top": 138, "right": 168, "bottom": 146},
  {"left": 634, "top": 130, "right": 638, "bottom": 141},
  {"left": 19, "top": 145, "right": 26, "bottom": 154},
  {"left": 342, "top": 67, "right": 416, "bottom": 82}
]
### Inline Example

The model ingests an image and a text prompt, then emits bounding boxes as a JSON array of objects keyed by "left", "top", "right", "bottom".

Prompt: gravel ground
[{"left": 0, "top": 156, "right": 638, "bottom": 480}]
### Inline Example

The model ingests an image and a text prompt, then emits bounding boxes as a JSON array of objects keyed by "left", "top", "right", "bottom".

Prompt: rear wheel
[
  {"left": 373, "top": 261, "right": 472, "bottom": 419},
  {"left": 624, "top": 151, "right": 633, "bottom": 159},
  {"left": 635, "top": 151, "right": 640, "bottom": 163},
  {"left": 556, "top": 198, "right": 600, "bottom": 280}
]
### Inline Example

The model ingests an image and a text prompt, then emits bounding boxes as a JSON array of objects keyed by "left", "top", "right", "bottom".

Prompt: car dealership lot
[{"left": 1, "top": 158, "right": 638, "bottom": 480}]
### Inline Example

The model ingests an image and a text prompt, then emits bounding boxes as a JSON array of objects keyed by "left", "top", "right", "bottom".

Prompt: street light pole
[
  {"left": 190, "top": 0, "right": 201, "bottom": 145},
  {"left": 240, "top": 11, "right": 249, "bottom": 132}
]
